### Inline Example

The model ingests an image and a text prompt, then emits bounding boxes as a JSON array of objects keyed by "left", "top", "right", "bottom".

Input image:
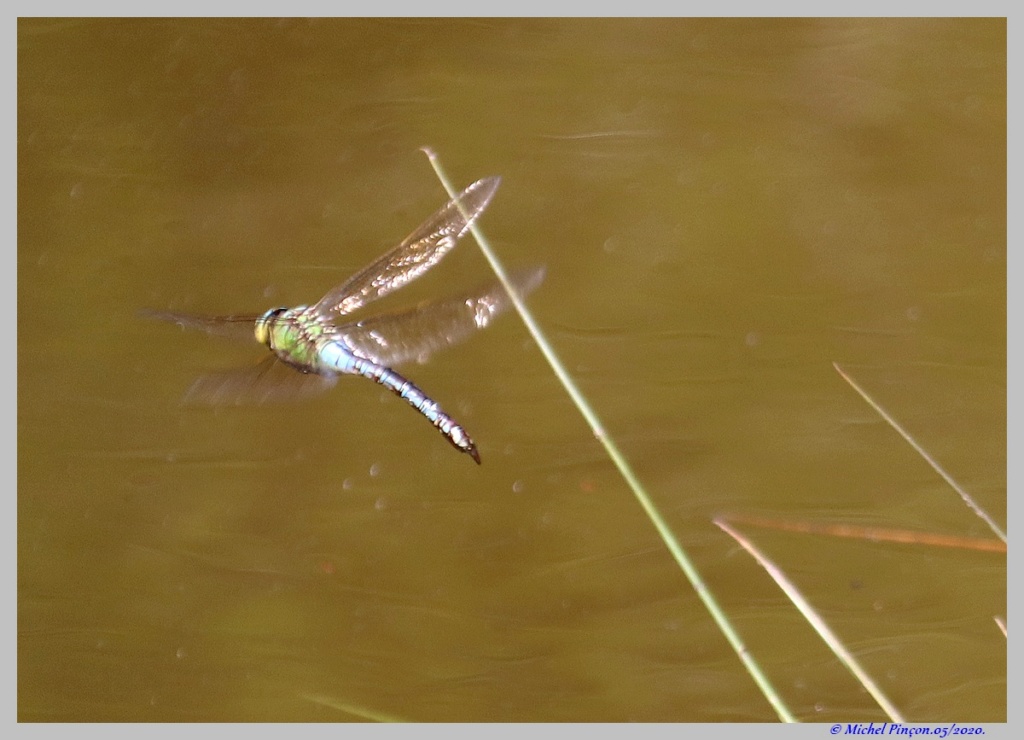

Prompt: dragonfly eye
[{"left": 254, "top": 307, "right": 287, "bottom": 347}]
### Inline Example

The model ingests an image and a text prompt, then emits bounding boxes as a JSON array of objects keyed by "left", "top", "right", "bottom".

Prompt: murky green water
[{"left": 18, "top": 18, "right": 1005, "bottom": 721}]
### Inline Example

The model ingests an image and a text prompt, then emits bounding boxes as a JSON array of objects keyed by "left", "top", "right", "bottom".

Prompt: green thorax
[{"left": 254, "top": 306, "right": 331, "bottom": 371}]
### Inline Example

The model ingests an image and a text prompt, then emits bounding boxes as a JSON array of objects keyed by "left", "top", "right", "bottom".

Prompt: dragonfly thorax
[
  {"left": 254, "top": 307, "right": 288, "bottom": 348},
  {"left": 253, "top": 305, "right": 327, "bottom": 373}
]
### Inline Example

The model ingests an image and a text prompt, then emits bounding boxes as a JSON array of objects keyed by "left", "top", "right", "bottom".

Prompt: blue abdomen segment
[{"left": 318, "top": 341, "right": 481, "bottom": 464}]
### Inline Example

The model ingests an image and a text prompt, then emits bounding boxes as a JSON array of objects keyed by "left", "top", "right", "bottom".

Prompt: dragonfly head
[{"left": 254, "top": 307, "right": 288, "bottom": 348}]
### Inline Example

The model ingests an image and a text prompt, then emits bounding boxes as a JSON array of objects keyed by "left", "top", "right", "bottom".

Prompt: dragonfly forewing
[{"left": 312, "top": 176, "right": 501, "bottom": 318}]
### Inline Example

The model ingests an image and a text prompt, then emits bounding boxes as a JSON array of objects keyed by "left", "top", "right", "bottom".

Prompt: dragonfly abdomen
[{"left": 320, "top": 340, "right": 480, "bottom": 464}]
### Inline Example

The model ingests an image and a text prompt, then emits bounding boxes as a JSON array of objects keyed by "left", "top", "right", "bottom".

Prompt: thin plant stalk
[
  {"left": 718, "top": 512, "right": 1006, "bottom": 553},
  {"left": 422, "top": 148, "right": 795, "bottom": 722},
  {"left": 714, "top": 518, "right": 907, "bottom": 723},
  {"left": 299, "top": 693, "right": 406, "bottom": 722},
  {"left": 832, "top": 362, "right": 1006, "bottom": 543}
]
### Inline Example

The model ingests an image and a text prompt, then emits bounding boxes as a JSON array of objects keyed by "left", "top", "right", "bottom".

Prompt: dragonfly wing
[
  {"left": 142, "top": 309, "right": 260, "bottom": 343},
  {"left": 334, "top": 265, "right": 545, "bottom": 367},
  {"left": 183, "top": 356, "right": 338, "bottom": 405},
  {"left": 313, "top": 176, "right": 501, "bottom": 318}
]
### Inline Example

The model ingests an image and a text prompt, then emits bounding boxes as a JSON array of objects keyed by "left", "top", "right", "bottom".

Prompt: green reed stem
[{"left": 423, "top": 148, "right": 795, "bottom": 722}]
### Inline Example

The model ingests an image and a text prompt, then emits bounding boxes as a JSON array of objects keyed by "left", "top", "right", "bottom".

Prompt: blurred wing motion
[
  {"left": 140, "top": 309, "right": 260, "bottom": 343},
  {"left": 183, "top": 356, "right": 338, "bottom": 406},
  {"left": 312, "top": 176, "right": 501, "bottom": 318},
  {"left": 335, "top": 265, "right": 545, "bottom": 367}
]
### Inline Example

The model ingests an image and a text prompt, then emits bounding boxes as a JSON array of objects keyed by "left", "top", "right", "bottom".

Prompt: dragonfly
[{"left": 148, "top": 176, "right": 544, "bottom": 464}]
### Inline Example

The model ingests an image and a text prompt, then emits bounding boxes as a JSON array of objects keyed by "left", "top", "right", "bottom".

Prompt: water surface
[{"left": 18, "top": 18, "right": 1005, "bottom": 721}]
